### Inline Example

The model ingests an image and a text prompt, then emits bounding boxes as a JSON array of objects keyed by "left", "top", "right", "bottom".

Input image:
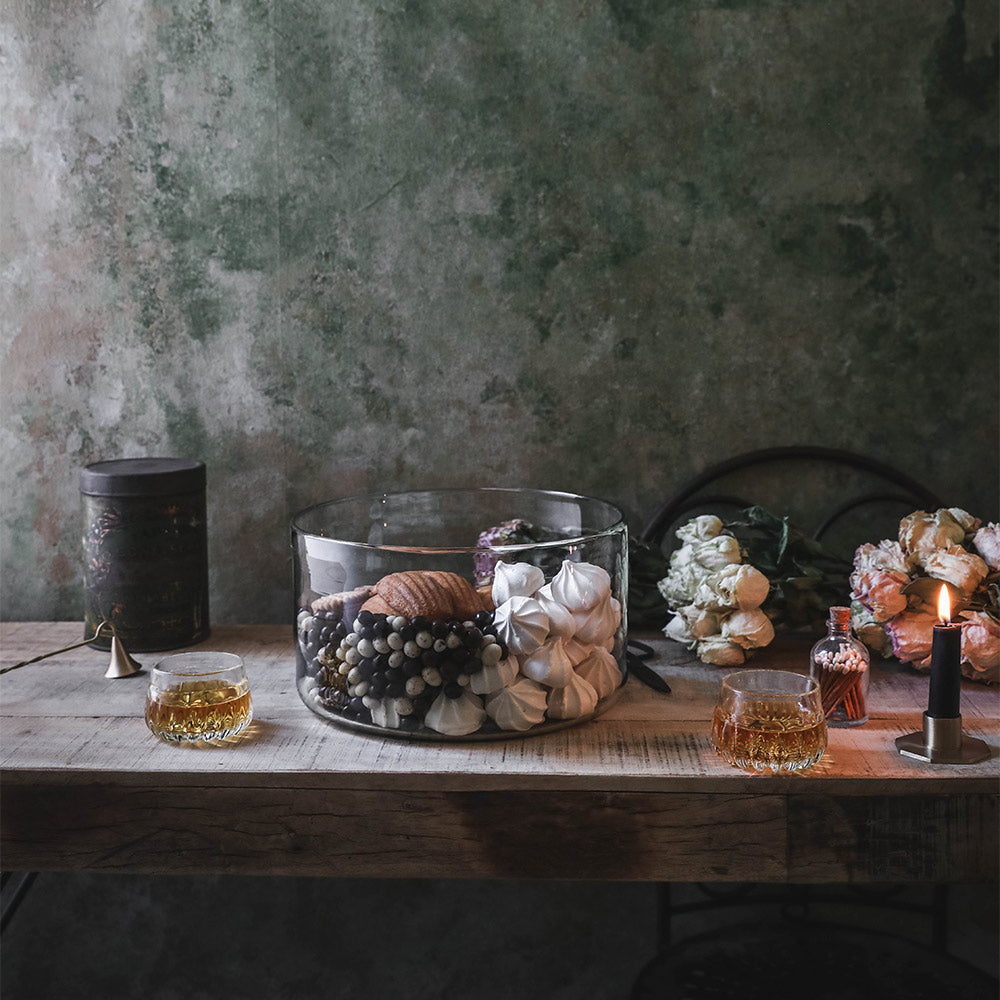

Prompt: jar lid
[
  {"left": 829, "top": 606, "right": 851, "bottom": 626},
  {"left": 79, "top": 458, "right": 206, "bottom": 497}
]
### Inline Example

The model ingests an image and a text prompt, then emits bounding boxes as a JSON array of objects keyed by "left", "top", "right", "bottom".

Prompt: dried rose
[
  {"left": 664, "top": 605, "right": 722, "bottom": 648},
  {"left": 947, "top": 508, "right": 981, "bottom": 535},
  {"left": 712, "top": 563, "right": 770, "bottom": 611},
  {"left": 686, "top": 606, "right": 722, "bottom": 639},
  {"left": 850, "top": 601, "right": 894, "bottom": 657},
  {"left": 899, "top": 509, "right": 967, "bottom": 562},
  {"left": 721, "top": 608, "right": 775, "bottom": 650},
  {"left": 850, "top": 565, "right": 909, "bottom": 622},
  {"left": 960, "top": 611, "right": 1000, "bottom": 683},
  {"left": 657, "top": 556, "right": 702, "bottom": 608},
  {"left": 695, "top": 636, "right": 745, "bottom": 666},
  {"left": 921, "top": 545, "right": 989, "bottom": 597},
  {"left": 676, "top": 515, "right": 723, "bottom": 544},
  {"left": 663, "top": 611, "right": 696, "bottom": 648},
  {"left": 972, "top": 523, "right": 1000, "bottom": 572},
  {"left": 691, "top": 534, "right": 742, "bottom": 571},
  {"left": 852, "top": 539, "right": 913, "bottom": 576},
  {"left": 885, "top": 608, "right": 937, "bottom": 669}
]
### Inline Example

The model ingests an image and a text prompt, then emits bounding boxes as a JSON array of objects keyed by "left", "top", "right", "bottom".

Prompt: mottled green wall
[{"left": 2, "top": 0, "right": 997, "bottom": 624}]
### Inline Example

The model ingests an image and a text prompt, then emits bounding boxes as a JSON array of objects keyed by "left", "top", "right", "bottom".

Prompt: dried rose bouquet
[
  {"left": 850, "top": 508, "right": 999, "bottom": 683},
  {"left": 657, "top": 507, "right": 850, "bottom": 665}
]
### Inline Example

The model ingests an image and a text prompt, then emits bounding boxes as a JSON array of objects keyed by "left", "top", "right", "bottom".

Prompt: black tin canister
[{"left": 80, "top": 458, "right": 210, "bottom": 651}]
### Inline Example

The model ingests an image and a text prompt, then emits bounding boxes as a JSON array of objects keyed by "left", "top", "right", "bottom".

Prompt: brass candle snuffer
[{"left": 0, "top": 620, "right": 143, "bottom": 679}]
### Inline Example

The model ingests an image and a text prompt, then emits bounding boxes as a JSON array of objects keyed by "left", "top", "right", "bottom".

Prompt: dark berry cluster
[{"left": 299, "top": 607, "right": 505, "bottom": 728}]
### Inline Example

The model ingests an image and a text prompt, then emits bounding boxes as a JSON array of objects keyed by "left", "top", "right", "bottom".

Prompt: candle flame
[{"left": 937, "top": 585, "right": 951, "bottom": 624}]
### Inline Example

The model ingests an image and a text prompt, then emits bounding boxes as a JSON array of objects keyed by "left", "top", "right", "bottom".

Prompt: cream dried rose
[
  {"left": 972, "top": 523, "right": 1000, "bottom": 572},
  {"left": 921, "top": 545, "right": 989, "bottom": 597},
  {"left": 657, "top": 557, "right": 702, "bottom": 608},
  {"left": 686, "top": 606, "right": 723, "bottom": 639},
  {"left": 663, "top": 612, "right": 696, "bottom": 648},
  {"left": 695, "top": 636, "right": 745, "bottom": 666},
  {"left": 721, "top": 608, "right": 775, "bottom": 650},
  {"left": 691, "top": 534, "right": 742, "bottom": 571},
  {"left": 712, "top": 563, "right": 770, "bottom": 611},
  {"left": 675, "top": 515, "right": 723, "bottom": 544},
  {"left": 899, "top": 509, "right": 967, "bottom": 562}
]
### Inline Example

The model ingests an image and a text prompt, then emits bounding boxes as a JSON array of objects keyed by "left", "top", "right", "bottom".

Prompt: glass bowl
[{"left": 291, "top": 488, "right": 628, "bottom": 740}]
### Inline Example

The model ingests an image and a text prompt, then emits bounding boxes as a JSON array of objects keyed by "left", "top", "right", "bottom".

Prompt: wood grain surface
[{"left": 2, "top": 623, "right": 997, "bottom": 882}]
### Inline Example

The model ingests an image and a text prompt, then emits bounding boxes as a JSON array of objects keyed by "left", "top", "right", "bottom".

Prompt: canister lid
[{"left": 79, "top": 458, "right": 206, "bottom": 497}]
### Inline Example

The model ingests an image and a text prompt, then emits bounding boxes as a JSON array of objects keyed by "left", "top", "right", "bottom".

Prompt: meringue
[
  {"left": 575, "top": 647, "right": 621, "bottom": 701},
  {"left": 485, "top": 677, "right": 548, "bottom": 731},
  {"left": 493, "top": 595, "right": 550, "bottom": 656},
  {"left": 492, "top": 561, "right": 546, "bottom": 605},
  {"left": 469, "top": 654, "right": 519, "bottom": 695},
  {"left": 370, "top": 698, "right": 402, "bottom": 729},
  {"left": 546, "top": 671, "right": 598, "bottom": 719},
  {"left": 423, "top": 689, "right": 486, "bottom": 736},
  {"left": 562, "top": 636, "right": 591, "bottom": 666},
  {"left": 535, "top": 591, "right": 577, "bottom": 638},
  {"left": 521, "top": 637, "right": 574, "bottom": 687},
  {"left": 572, "top": 595, "right": 619, "bottom": 644},
  {"left": 549, "top": 560, "right": 612, "bottom": 612}
]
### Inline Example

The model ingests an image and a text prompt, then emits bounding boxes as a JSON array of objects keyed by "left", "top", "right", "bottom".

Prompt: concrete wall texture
[{"left": 2, "top": 0, "right": 997, "bottom": 625}]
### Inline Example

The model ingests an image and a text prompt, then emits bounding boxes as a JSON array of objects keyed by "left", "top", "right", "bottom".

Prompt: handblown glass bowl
[{"left": 292, "top": 488, "right": 628, "bottom": 741}]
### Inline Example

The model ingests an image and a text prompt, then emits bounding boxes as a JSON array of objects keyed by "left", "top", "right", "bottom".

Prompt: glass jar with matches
[{"left": 808, "top": 606, "right": 870, "bottom": 727}]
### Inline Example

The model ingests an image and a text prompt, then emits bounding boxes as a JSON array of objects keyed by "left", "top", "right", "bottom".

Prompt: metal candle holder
[{"left": 895, "top": 713, "right": 990, "bottom": 764}]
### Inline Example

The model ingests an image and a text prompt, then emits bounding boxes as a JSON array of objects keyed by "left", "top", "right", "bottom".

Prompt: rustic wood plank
[{"left": 2, "top": 622, "right": 997, "bottom": 881}]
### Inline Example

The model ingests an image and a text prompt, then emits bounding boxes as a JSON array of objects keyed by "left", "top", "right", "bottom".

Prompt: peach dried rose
[
  {"left": 885, "top": 608, "right": 937, "bottom": 669},
  {"left": 922, "top": 545, "right": 989, "bottom": 597},
  {"left": 961, "top": 612, "right": 1000, "bottom": 683},
  {"left": 899, "top": 509, "right": 966, "bottom": 562},
  {"left": 850, "top": 564, "right": 909, "bottom": 622}
]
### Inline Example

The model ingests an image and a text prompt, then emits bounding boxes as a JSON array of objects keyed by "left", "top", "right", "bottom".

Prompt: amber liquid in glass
[
  {"left": 712, "top": 705, "right": 826, "bottom": 773},
  {"left": 146, "top": 679, "right": 252, "bottom": 743}
]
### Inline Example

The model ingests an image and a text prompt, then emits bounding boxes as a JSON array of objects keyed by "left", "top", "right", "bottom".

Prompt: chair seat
[{"left": 631, "top": 921, "right": 997, "bottom": 1000}]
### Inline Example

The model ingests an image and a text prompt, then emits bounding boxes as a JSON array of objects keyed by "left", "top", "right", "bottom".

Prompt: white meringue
[
  {"left": 562, "top": 636, "right": 591, "bottom": 666},
  {"left": 423, "top": 689, "right": 486, "bottom": 736},
  {"left": 575, "top": 646, "right": 622, "bottom": 701},
  {"left": 572, "top": 595, "right": 619, "bottom": 644},
  {"left": 469, "top": 654, "right": 519, "bottom": 695},
  {"left": 485, "top": 677, "right": 548, "bottom": 731},
  {"left": 546, "top": 671, "right": 599, "bottom": 719},
  {"left": 493, "top": 595, "right": 550, "bottom": 656},
  {"left": 521, "top": 637, "right": 574, "bottom": 687},
  {"left": 535, "top": 591, "right": 577, "bottom": 638},
  {"left": 370, "top": 698, "right": 402, "bottom": 729},
  {"left": 549, "top": 560, "right": 612, "bottom": 612},
  {"left": 491, "top": 561, "right": 546, "bottom": 605}
]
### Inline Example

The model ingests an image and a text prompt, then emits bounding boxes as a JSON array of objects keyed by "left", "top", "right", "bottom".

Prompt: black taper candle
[{"left": 927, "top": 623, "right": 962, "bottom": 719}]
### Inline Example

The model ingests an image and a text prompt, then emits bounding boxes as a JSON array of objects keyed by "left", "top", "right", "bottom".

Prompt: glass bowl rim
[
  {"left": 720, "top": 668, "right": 819, "bottom": 698},
  {"left": 289, "top": 486, "right": 627, "bottom": 555},
  {"left": 151, "top": 651, "right": 245, "bottom": 679}
]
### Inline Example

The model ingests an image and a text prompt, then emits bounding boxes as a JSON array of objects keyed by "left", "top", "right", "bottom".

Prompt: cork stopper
[{"left": 829, "top": 606, "right": 851, "bottom": 628}]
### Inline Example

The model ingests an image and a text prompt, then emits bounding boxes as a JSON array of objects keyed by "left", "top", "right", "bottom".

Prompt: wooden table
[{"left": 1, "top": 623, "right": 997, "bottom": 883}]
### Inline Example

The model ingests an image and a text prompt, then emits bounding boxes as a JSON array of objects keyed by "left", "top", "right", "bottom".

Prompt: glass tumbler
[
  {"left": 711, "top": 669, "right": 827, "bottom": 774},
  {"left": 145, "top": 652, "right": 252, "bottom": 744}
]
